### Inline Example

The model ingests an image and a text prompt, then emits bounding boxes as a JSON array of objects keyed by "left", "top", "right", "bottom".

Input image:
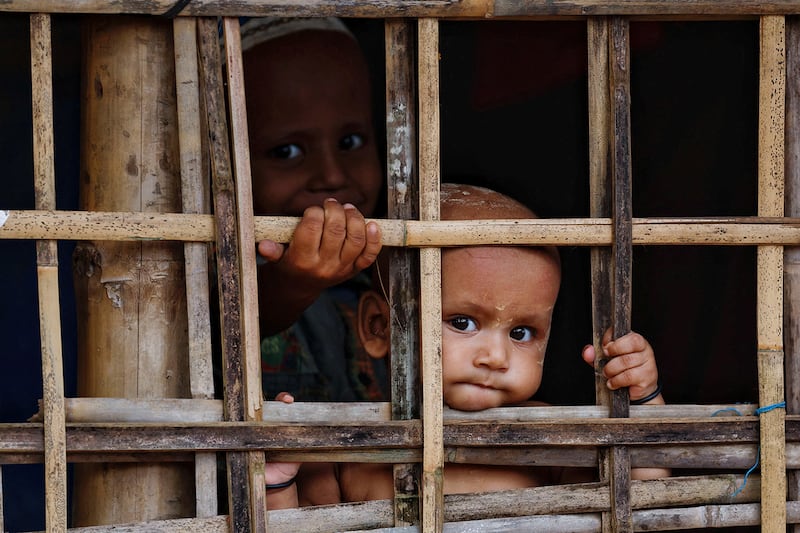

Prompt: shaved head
[{"left": 441, "top": 183, "right": 537, "bottom": 221}]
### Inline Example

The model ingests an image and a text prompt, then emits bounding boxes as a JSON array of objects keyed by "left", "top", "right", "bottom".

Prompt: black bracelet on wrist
[
  {"left": 266, "top": 476, "right": 297, "bottom": 490},
  {"left": 630, "top": 380, "right": 662, "bottom": 405}
]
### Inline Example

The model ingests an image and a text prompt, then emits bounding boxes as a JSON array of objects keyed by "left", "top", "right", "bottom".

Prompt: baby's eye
[
  {"left": 268, "top": 143, "right": 303, "bottom": 161},
  {"left": 339, "top": 133, "right": 366, "bottom": 151},
  {"left": 509, "top": 326, "right": 535, "bottom": 342},
  {"left": 449, "top": 316, "right": 477, "bottom": 332}
]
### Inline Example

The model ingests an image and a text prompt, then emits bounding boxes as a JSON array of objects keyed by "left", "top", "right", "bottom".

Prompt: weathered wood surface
[
  {"left": 12, "top": 210, "right": 800, "bottom": 246},
  {"left": 172, "top": 15, "right": 217, "bottom": 518},
  {"left": 29, "top": 398, "right": 759, "bottom": 424},
  {"left": 785, "top": 15, "right": 800, "bottom": 533},
  {"left": 5, "top": 417, "right": 800, "bottom": 455},
  {"left": 72, "top": 15, "right": 193, "bottom": 525},
  {"left": 25, "top": 490, "right": 800, "bottom": 533},
  {"left": 30, "top": 12, "right": 67, "bottom": 533},
  {"left": 6, "top": 1, "right": 800, "bottom": 17},
  {"left": 758, "top": 14, "right": 788, "bottom": 532},
  {"left": 418, "top": 16, "right": 444, "bottom": 533},
  {"left": 386, "top": 17, "right": 422, "bottom": 528}
]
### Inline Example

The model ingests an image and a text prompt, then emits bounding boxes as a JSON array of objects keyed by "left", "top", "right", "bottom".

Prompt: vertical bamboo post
[
  {"left": 72, "top": 16, "right": 193, "bottom": 525},
  {"left": 222, "top": 17, "right": 268, "bottom": 529},
  {"left": 784, "top": 16, "right": 800, "bottom": 532},
  {"left": 196, "top": 17, "right": 257, "bottom": 531},
  {"left": 30, "top": 13, "right": 67, "bottom": 533},
  {"left": 172, "top": 16, "right": 217, "bottom": 518},
  {"left": 758, "top": 15, "right": 787, "bottom": 532},
  {"left": 588, "top": 16, "right": 625, "bottom": 533},
  {"left": 418, "top": 17, "right": 443, "bottom": 533},
  {"left": 386, "top": 18, "right": 421, "bottom": 527},
  {"left": 607, "top": 16, "right": 634, "bottom": 533}
]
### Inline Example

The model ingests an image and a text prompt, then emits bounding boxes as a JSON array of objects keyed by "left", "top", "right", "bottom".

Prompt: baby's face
[
  {"left": 244, "top": 31, "right": 382, "bottom": 217},
  {"left": 440, "top": 246, "right": 561, "bottom": 411}
]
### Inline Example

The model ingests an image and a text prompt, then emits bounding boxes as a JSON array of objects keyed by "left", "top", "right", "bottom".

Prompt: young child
[
  {"left": 265, "top": 183, "right": 667, "bottom": 507},
  {"left": 241, "top": 18, "right": 388, "bottom": 402}
]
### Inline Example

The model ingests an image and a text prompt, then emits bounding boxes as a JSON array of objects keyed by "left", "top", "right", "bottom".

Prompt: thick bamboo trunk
[{"left": 72, "top": 15, "right": 193, "bottom": 525}]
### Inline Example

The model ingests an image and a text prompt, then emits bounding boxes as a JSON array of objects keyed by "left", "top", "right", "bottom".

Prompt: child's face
[
  {"left": 244, "top": 31, "right": 382, "bottom": 217},
  {"left": 440, "top": 246, "right": 561, "bottom": 411}
]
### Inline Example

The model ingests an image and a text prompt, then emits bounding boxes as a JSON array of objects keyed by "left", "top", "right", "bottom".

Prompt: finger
[
  {"left": 275, "top": 392, "right": 295, "bottom": 404},
  {"left": 317, "top": 198, "right": 348, "bottom": 263},
  {"left": 581, "top": 344, "right": 597, "bottom": 366},
  {"left": 285, "top": 205, "right": 326, "bottom": 268},
  {"left": 605, "top": 331, "right": 647, "bottom": 357},
  {"left": 353, "top": 220, "right": 382, "bottom": 272},
  {"left": 339, "top": 203, "right": 368, "bottom": 266}
]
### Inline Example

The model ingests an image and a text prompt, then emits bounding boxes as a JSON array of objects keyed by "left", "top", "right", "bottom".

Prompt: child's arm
[
  {"left": 265, "top": 392, "right": 301, "bottom": 509},
  {"left": 257, "top": 199, "right": 382, "bottom": 335},
  {"left": 582, "top": 329, "right": 670, "bottom": 480}
]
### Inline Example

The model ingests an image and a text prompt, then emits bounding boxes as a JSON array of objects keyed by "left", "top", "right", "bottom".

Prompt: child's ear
[{"left": 357, "top": 290, "right": 390, "bottom": 359}]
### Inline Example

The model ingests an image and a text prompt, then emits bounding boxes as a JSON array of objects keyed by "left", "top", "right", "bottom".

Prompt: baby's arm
[
  {"left": 582, "top": 329, "right": 670, "bottom": 479},
  {"left": 257, "top": 199, "right": 382, "bottom": 335}
]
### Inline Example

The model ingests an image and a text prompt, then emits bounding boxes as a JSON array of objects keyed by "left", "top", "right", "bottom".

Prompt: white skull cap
[{"left": 240, "top": 17, "right": 355, "bottom": 52}]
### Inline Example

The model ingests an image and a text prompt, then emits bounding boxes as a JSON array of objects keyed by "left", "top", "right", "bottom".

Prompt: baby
[{"left": 267, "top": 183, "right": 666, "bottom": 507}]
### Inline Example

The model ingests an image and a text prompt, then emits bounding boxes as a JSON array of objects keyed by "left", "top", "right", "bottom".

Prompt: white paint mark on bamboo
[
  {"left": 0, "top": 210, "right": 7, "bottom": 228},
  {"left": 104, "top": 282, "right": 123, "bottom": 308}
]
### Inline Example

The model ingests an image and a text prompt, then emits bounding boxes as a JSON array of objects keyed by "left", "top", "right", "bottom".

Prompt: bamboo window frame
[{"left": 2, "top": 3, "right": 800, "bottom": 532}]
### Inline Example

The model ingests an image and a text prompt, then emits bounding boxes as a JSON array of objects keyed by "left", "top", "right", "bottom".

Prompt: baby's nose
[{"left": 474, "top": 336, "right": 510, "bottom": 370}]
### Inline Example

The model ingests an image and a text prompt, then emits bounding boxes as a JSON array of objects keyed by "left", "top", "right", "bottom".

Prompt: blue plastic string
[{"left": 728, "top": 401, "right": 785, "bottom": 498}]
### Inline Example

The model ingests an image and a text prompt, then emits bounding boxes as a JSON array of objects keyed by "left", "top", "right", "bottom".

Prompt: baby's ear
[{"left": 357, "top": 290, "right": 390, "bottom": 359}]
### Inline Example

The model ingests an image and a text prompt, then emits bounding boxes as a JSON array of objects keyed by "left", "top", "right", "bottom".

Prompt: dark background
[{"left": 1, "top": 15, "right": 758, "bottom": 531}]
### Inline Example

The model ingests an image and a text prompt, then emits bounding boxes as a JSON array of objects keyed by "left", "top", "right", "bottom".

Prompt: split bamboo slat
[
  {"left": 172, "top": 15, "right": 217, "bottom": 518},
  {"left": 221, "top": 17, "right": 269, "bottom": 530},
  {"left": 385, "top": 18, "right": 422, "bottom": 527},
  {"left": 418, "top": 17, "right": 444, "bottom": 533},
  {"left": 786, "top": 16, "right": 800, "bottom": 533},
  {"left": 9, "top": 1, "right": 800, "bottom": 17},
  {"left": 29, "top": 13, "right": 67, "bottom": 533},
  {"left": 758, "top": 15, "right": 788, "bottom": 531},
  {"left": 196, "top": 16, "right": 264, "bottom": 532}
]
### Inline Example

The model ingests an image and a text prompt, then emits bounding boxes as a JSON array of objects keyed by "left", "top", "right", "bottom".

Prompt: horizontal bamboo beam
[
  {"left": 5, "top": 210, "right": 800, "bottom": 246},
  {"left": 2, "top": 417, "right": 799, "bottom": 455},
  {"left": 26, "top": 398, "right": 761, "bottom": 425},
  {"left": 22, "top": 490, "right": 800, "bottom": 533},
  {"left": 3, "top": 0, "right": 800, "bottom": 18}
]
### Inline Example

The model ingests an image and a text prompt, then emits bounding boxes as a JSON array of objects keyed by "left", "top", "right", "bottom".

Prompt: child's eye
[
  {"left": 339, "top": 133, "right": 366, "bottom": 151},
  {"left": 509, "top": 326, "right": 535, "bottom": 342},
  {"left": 268, "top": 143, "right": 304, "bottom": 160},
  {"left": 449, "top": 316, "right": 477, "bottom": 332}
]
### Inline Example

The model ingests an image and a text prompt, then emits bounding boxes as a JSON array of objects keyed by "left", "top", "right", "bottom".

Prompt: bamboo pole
[
  {"left": 418, "top": 16, "right": 443, "bottom": 533},
  {"left": 9, "top": 210, "right": 800, "bottom": 246},
  {"left": 759, "top": 14, "right": 788, "bottom": 532},
  {"left": 221, "top": 16, "right": 269, "bottom": 529},
  {"left": 172, "top": 16, "right": 217, "bottom": 519},
  {"left": 7, "top": 1, "right": 800, "bottom": 18},
  {"left": 386, "top": 18, "right": 422, "bottom": 527},
  {"left": 72, "top": 16, "right": 193, "bottom": 525},
  {"left": 30, "top": 13, "right": 67, "bottom": 533},
  {"left": 787, "top": 13, "right": 800, "bottom": 533},
  {"left": 599, "top": 15, "right": 634, "bottom": 533}
]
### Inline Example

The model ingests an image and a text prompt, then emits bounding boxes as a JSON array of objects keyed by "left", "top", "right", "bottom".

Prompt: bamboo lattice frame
[{"left": 1, "top": 2, "right": 800, "bottom": 532}]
